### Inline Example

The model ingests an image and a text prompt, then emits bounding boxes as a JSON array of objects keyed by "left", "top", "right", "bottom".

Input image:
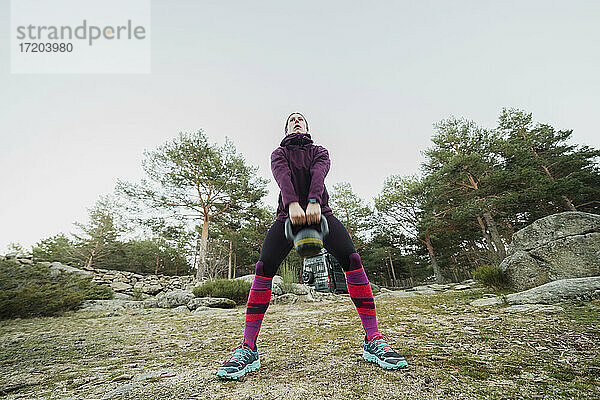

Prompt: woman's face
[{"left": 286, "top": 113, "right": 308, "bottom": 135}]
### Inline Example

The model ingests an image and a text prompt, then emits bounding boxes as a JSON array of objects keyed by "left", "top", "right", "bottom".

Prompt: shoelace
[
  {"left": 369, "top": 333, "right": 393, "bottom": 354},
  {"left": 229, "top": 343, "right": 252, "bottom": 363}
]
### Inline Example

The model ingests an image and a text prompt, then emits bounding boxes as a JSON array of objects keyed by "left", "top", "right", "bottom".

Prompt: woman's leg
[
  {"left": 243, "top": 220, "right": 292, "bottom": 350},
  {"left": 323, "top": 214, "right": 381, "bottom": 340}
]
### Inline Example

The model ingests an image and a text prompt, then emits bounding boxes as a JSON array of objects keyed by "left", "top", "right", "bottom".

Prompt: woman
[{"left": 216, "top": 113, "right": 408, "bottom": 380}]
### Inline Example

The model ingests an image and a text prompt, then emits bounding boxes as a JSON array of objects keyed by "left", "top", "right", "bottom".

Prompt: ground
[{"left": 0, "top": 288, "right": 598, "bottom": 399}]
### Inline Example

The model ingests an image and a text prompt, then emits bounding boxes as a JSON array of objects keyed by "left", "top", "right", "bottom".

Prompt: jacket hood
[{"left": 280, "top": 132, "right": 313, "bottom": 148}]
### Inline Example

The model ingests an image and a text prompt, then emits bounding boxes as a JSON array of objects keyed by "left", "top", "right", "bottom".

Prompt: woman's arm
[
  {"left": 308, "top": 146, "right": 330, "bottom": 204},
  {"left": 271, "top": 147, "right": 298, "bottom": 207},
  {"left": 271, "top": 148, "right": 306, "bottom": 225},
  {"left": 305, "top": 146, "right": 330, "bottom": 224}
]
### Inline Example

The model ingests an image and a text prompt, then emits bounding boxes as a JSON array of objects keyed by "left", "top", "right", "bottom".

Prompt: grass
[{"left": 0, "top": 289, "right": 598, "bottom": 399}]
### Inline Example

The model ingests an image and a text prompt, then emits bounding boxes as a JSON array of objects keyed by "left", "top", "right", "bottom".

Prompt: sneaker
[
  {"left": 216, "top": 342, "right": 261, "bottom": 380},
  {"left": 363, "top": 333, "right": 408, "bottom": 369}
]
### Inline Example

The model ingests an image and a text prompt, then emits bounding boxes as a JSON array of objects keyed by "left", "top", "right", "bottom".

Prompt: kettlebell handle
[
  {"left": 319, "top": 215, "right": 329, "bottom": 239},
  {"left": 284, "top": 215, "right": 329, "bottom": 242}
]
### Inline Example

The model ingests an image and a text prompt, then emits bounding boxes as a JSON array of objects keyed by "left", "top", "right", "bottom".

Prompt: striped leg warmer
[
  {"left": 344, "top": 253, "right": 380, "bottom": 340},
  {"left": 243, "top": 262, "right": 272, "bottom": 349}
]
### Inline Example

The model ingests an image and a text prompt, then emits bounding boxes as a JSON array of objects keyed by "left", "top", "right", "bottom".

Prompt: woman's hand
[
  {"left": 305, "top": 202, "right": 321, "bottom": 225},
  {"left": 288, "top": 202, "right": 306, "bottom": 226}
]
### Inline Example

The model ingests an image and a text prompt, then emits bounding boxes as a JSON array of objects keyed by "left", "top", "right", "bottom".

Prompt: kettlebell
[{"left": 285, "top": 216, "right": 329, "bottom": 258}]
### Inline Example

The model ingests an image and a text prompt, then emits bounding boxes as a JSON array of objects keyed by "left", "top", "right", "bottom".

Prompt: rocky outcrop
[
  {"left": 2, "top": 254, "right": 197, "bottom": 298},
  {"left": 187, "top": 297, "right": 236, "bottom": 309},
  {"left": 501, "top": 212, "right": 600, "bottom": 291},
  {"left": 470, "top": 276, "right": 600, "bottom": 306}
]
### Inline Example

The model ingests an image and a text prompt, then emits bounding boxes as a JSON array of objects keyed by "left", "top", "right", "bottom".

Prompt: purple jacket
[{"left": 271, "top": 132, "right": 333, "bottom": 222}]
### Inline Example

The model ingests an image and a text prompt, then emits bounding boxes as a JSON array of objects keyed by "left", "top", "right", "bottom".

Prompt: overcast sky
[{"left": 1, "top": 0, "right": 599, "bottom": 252}]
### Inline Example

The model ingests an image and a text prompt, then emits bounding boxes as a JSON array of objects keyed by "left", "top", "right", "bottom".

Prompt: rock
[
  {"left": 504, "top": 276, "right": 600, "bottom": 304},
  {"left": 453, "top": 284, "right": 470, "bottom": 290},
  {"left": 192, "top": 306, "right": 213, "bottom": 313},
  {"left": 133, "top": 282, "right": 163, "bottom": 295},
  {"left": 413, "top": 288, "right": 436, "bottom": 295},
  {"left": 156, "top": 289, "right": 195, "bottom": 308},
  {"left": 470, "top": 297, "right": 504, "bottom": 307},
  {"left": 17, "top": 258, "right": 34, "bottom": 265},
  {"left": 375, "top": 290, "right": 417, "bottom": 299},
  {"left": 102, "top": 369, "right": 176, "bottom": 399},
  {"left": 141, "top": 298, "right": 158, "bottom": 308},
  {"left": 272, "top": 285, "right": 283, "bottom": 295},
  {"left": 504, "top": 304, "right": 564, "bottom": 313},
  {"left": 131, "top": 308, "right": 165, "bottom": 315},
  {"left": 502, "top": 212, "right": 600, "bottom": 291},
  {"left": 77, "top": 299, "right": 145, "bottom": 312},
  {"left": 236, "top": 274, "right": 285, "bottom": 295},
  {"left": 110, "top": 281, "right": 132, "bottom": 292},
  {"left": 113, "top": 292, "right": 135, "bottom": 300},
  {"left": 272, "top": 293, "right": 298, "bottom": 305},
  {"left": 133, "top": 368, "right": 176, "bottom": 382},
  {"left": 171, "top": 305, "right": 191, "bottom": 313},
  {"left": 49, "top": 262, "right": 93, "bottom": 279},
  {"left": 111, "top": 374, "right": 133, "bottom": 382},
  {"left": 288, "top": 283, "right": 310, "bottom": 295},
  {"left": 471, "top": 276, "right": 600, "bottom": 306},
  {"left": 429, "top": 284, "right": 452, "bottom": 291},
  {"left": 102, "top": 383, "right": 135, "bottom": 399},
  {"left": 187, "top": 297, "right": 236, "bottom": 309},
  {"left": 234, "top": 274, "right": 254, "bottom": 284},
  {"left": 508, "top": 211, "right": 600, "bottom": 253}
]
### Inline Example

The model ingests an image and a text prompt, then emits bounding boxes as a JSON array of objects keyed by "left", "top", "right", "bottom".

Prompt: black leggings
[{"left": 255, "top": 214, "right": 357, "bottom": 278}]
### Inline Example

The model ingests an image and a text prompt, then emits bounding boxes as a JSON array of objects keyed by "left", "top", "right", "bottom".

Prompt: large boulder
[
  {"left": 470, "top": 276, "right": 600, "bottom": 306},
  {"left": 187, "top": 297, "right": 236, "bottom": 309},
  {"left": 501, "top": 212, "right": 600, "bottom": 291},
  {"left": 49, "top": 262, "right": 94, "bottom": 279},
  {"left": 235, "top": 274, "right": 285, "bottom": 295},
  {"left": 156, "top": 289, "right": 195, "bottom": 308}
]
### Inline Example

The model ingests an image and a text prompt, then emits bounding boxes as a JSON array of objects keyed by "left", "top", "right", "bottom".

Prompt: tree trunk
[
  {"left": 385, "top": 259, "right": 392, "bottom": 287},
  {"left": 192, "top": 237, "right": 199, "bottom": 279},
  {"left": 476, "top": 214, "right": 495, "bottom": 255},
  {"left": 155, "top": 253, "right": 159, "bottom": 275},
  {"left": 422, "top": 233, "right": 443, "bottom": 283},
  {"left": 85, "top": 249, "right": 95, "bottom": 269},
  {"left": 520, "top": 131, "right": 577, "bottom": 211},
  {"left": 233, "top": 253, "right": 236, "bottom": 278},
  {"left": 388, "top": 251, "right": 397, "bottom": 287},
  {"left": 483, "top": 211, "right": 506, "bottom": 260},
  {"left": 561, "top": 195, "right": 577, "bottom": 211},
  {"left": 228, "top": 240, "right": 232, "bottom": 280},
  {"left": 195, "top": 216, "right": 210, "bottom": 280}
]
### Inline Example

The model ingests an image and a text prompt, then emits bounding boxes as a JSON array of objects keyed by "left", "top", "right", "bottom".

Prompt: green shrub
[
  {"left": 280, "top": 262, "right": 299, "bottom": 294},
  {"left": 76, "top": 277, "right": 114, "bottom": 300},
  {"left": 0, "top": 260, "right": 114, "bottom": 320},
  {"left": 473, "top": 264, "right": 508, "bottom": 290},
  {"left": 132, "top": 287, "right": 144, "bottom": 301},
  {"left": 192, "top": 279, "right": 251, "bottom": 305}
]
